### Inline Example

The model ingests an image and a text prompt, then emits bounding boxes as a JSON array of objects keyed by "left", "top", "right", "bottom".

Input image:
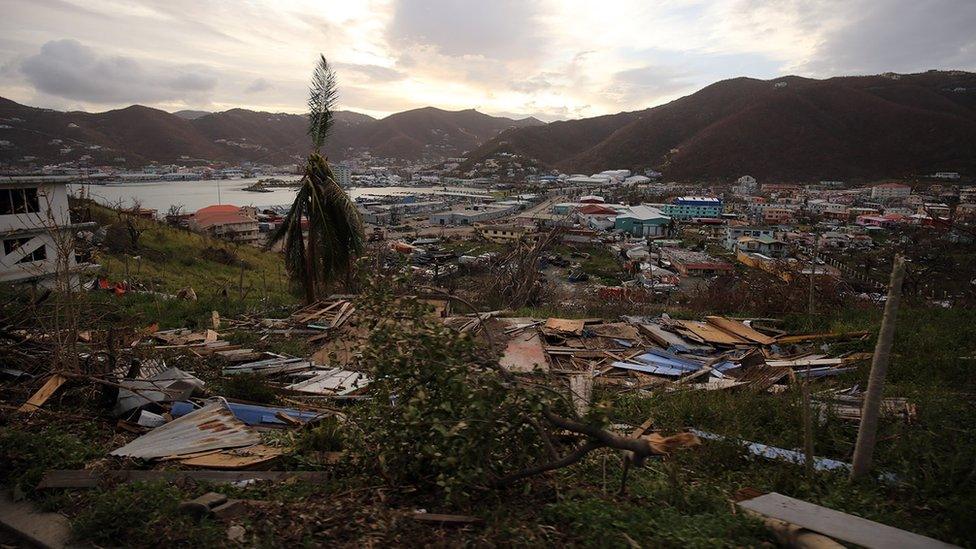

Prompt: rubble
[{"left": 489, "top": 312, "right": 867, "bottom": 396}]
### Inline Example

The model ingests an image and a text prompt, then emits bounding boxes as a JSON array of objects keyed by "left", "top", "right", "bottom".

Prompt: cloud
[
  {"left": 800, "top": 0, "right": 976, "bottom": 75},
  {"left": 3, "top": 0, "right": 976, "bottom": 121},
  {"left": 245, "top": 77, "right": 272, "bottom": 93},
  {"left": 20, "top": 39, "right": 218, "bottom": 104},
  {"left": 335, "top": 63, "right": 406, "bottom": 82},
  {"left": 388, "top": 0, "right": 545, "bottom": 60},
  {"left": 606, "top": 65, "right": 694, "bottom": 105}
]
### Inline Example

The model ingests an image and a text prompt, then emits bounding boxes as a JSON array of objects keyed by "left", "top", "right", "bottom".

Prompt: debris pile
[{"left": 492, "top": 313, "right": 876, "bottom": 402}]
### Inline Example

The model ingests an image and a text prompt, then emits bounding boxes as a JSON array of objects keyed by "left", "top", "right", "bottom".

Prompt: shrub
[{"left": 351, "top": 278, "right": 551, "bottom": 500}]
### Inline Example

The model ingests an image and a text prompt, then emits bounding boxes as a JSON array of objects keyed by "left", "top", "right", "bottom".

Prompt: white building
[
  {"left": 429, "top": 203, "right": 518, "bottom": 226},
  {"left": 0, "top": 176, "right": 97, "bottom": 288},
  {"left": 733, "top": 175, "right": 758, "bottom": 195},
  {"left": 332, "top": 164, "right": 352, "bottom": 187},
  {"left": 870, "top": 183, "right": 912, "bottom": 200}
]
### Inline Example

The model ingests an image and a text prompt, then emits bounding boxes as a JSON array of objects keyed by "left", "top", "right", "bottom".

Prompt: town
[
  {"left": 2, "top": 3, "right": 976, "bottom": 546},
  {"left": 4, "top": 163, "right": 971, "bottom": 308}
]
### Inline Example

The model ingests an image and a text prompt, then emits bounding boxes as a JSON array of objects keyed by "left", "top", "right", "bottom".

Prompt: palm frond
[
  {"left": 307, "top": 54, "right": 338, "bottom": 151},
  {"left": 272, "top": 153, "right": 365, "bottom": 302}
]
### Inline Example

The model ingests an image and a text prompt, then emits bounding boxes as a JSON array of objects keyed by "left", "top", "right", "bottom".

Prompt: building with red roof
[{"left": 189, "top": 204, "right": 260, "bottom": 244}]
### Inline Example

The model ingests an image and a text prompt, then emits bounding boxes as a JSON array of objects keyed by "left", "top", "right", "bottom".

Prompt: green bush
[{"left": 352, "top": 279, "right": 552, "bottom": 500}]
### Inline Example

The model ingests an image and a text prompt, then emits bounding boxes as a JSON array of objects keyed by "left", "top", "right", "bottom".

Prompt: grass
[
  {"left": 72, "top": 482, "right": 223, "bottom": 547},
  {"left": 0, "top": 425, "right": 104, "bottom": 496},
  {"left": 552, "top": 243, "right": 628, "bottom": 285},
  {"left": 87, "top": 201, "right": 299, "bottom": 313}
]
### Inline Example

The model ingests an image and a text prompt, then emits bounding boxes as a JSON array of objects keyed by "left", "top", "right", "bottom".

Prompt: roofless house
[{"left": 0, "top": 175, "right": 97, "bottom": 288}]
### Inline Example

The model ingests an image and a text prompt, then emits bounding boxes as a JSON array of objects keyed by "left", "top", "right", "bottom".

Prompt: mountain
[
  {"left": 0, "top": 98, "right": 226, "bottom": 165},
  {"left": 352, "top": 107, "right": 543, "bottom": 160},
  {"left": 0, "top": 99, "right": 543, "bottom": 167},
  {"left": 466, "top": 71, "right": 976, "bottom": 180},
  {"left": 173, "top": 110, "right": 211, "bottom": 120}
]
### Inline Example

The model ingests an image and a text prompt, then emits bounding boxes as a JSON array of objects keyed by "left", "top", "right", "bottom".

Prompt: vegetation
[
  {"left": 84, "top": 200, "right": 298, "bottom": 324},
  {"left": 354, "top": 282, "right": 551, "bottom": 499},
  {"left": 73, "top": 482, "right": 222, "bottom": 547},
  {"left": 2, "top": 292, "right": 975, "bottom": 545},
  {"left": 268, "top": 55, "right": 365, "bottom": 303},
  {"left": 2, "top": 199, "right": 976, "bottom": 545}
]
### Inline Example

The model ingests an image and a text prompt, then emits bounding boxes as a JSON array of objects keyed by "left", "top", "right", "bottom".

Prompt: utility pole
[
  {"left": 851, "top": 255, "right": 907, "bottom": 479},
  {"left": 809, "top": 228, "right": 819, "bottom": 316}
]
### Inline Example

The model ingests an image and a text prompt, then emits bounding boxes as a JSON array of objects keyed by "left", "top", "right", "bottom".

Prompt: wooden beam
[{"left": 37, "top": 470, "right": 332, "bottom": 489}]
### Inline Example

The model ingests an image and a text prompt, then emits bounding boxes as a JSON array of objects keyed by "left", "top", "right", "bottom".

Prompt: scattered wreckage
[{"left": 3, "top": 293, "right": 938, "bottom": 548}]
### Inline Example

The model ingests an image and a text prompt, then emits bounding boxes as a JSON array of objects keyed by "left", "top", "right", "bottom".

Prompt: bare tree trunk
[
  {"left": 304, "top": 224, "right": 317, "bottom": 304},
  {"left": 800, "top": 379, "right": 814, "bottom": 477},
  {"left": 851, "top": 255, "right": 906, "bottom": 479}
]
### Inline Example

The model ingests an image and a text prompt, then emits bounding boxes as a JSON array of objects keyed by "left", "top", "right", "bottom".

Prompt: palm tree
[{"left": 268, "top": 55, "right": 365, "bottom": 303}]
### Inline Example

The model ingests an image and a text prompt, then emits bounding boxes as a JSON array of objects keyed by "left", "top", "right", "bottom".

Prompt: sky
[{"left": 1, "top": 0, "right": 975, "bottom": 121}]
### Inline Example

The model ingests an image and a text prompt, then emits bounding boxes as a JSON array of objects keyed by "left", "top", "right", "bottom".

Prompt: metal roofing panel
[
  {"left": 633, "top": 349, "right": 703, "bottom": 371},
  {"left": 611, "top": 360, "right": 687, "bottom": 377},
  {"left": 286, "top": 368, "right": 371, "bottom": 395},
  {"left": 171, "top": 401, "right": 324, "bottom": 427},
  {"left": 110, "top": 400, "right": 260, "bottom": 459}
]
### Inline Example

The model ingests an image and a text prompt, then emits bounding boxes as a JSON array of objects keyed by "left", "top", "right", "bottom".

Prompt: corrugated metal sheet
[
  {"left": 611, "top": 361, "right": 687, "bottom": 377},
  {"left": 286, "top": 368, "right": 371, "bottom": 395},
  {"left": 634, "top": 349, "right": 703, "bottom": 371},
  {"left": 110, "top": 400, "right": 260, "bottom": 459},
  {"left": 223, "top": 357, "right": 313, "bottom": 376},
  {"left": 113, "top": 367, "right": 204, "bottom": 416},
  {"left": 171, "top": 401, "right": 324, "bottom": 427}
]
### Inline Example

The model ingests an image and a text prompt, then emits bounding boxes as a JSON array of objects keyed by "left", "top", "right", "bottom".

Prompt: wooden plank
[
  {"left": 676, "top": 320, "right": 750, "bottom": 346},
  {"left": 705, "top": 316, "right": 776, "bottom": 345},
  {"left": 180, "top": 444, "right": 283, "bottom": 470},
  {"left": 766, "top": 358, "right": 844, "bottom": 368},
  {"left": 37, "top": 469, "right": 332, "bottom": 489},
  {"left": 777, "top": 331, "right": 870, "bottom": 344},
  {"left": 410, "top": 513, "right": 483, "bottom": 525},
  {"left": 544, "top": 318, "right": 585, "bottom": 335},
  {"left": 18, "top": 374, "right": 68, "bottom": 413},
  {"left": 737, "top": 492, "right": 957, "bottom": 549}
]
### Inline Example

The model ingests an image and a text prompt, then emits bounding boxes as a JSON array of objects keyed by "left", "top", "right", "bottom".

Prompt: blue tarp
[
  {"left": 612, "top": 361, "right": 688, "bottom": 377},
  {"left": 171, "top": 401, "right": 323, "bottom": 427},
  {"left": 690, "top": 429, "right": 897, "bottom": 482},
  {"left": 632, "top": 348, "right": 704, "bottom": 371},
  {"left": 795, "top": 366, "right": 855, "bottom": 378}
]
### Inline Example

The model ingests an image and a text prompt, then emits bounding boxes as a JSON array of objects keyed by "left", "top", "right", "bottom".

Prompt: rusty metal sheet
[
  {"left": 704, "top": 316, "right": 776, "bottom": 345},
  {"left": 110, "top": 400, "right": 260, "bottom": 460}
]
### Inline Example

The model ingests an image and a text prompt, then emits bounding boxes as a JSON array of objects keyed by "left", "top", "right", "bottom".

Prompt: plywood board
[
  {"left": 500, "top": 332, "right": 549, "bottom": 373},
  {"left": 705, "top": 316, "right": 776, "bottom": 345},
  {"left": 181, "top": 444, "right": 283, "bottom": 469},
  {"left": 544, "top": 318, "right": 585, "bottom": 335},
  {"left": 676, "top": 320, "right": 750, "bottom": 346},
  {"left": 737, "top": 492, "right": 956, "bottom": 549}
]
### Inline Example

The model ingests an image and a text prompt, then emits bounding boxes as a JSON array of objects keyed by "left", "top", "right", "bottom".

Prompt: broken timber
[
  {"left": 737, "top": 492, "right": 957, "bottom": 549},
  {"left": 37, "top": 470, "right": 331, "bottom": 489}
]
